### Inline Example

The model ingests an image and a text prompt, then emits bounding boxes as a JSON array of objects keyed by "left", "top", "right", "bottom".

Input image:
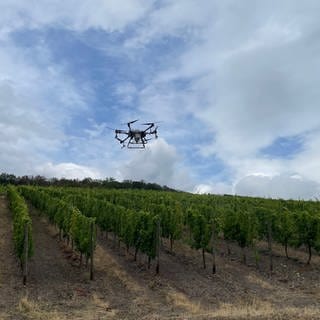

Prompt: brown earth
[{"left": 0, "top": 195, "right": 319, "bottom": 320}]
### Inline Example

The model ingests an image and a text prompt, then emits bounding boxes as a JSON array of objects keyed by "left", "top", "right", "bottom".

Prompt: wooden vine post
[
  {"left": 267, "top": 219, "right": 273, "bottom": 276},
  {"left": 23, "top": 222, "right": 28, "bottom": 285},
  {"left": 156, "top": 218, "right": 160, "bottom": 274},
  {"left": 90, "top": 220, "right": 95, "bottom": 281},
  {"left": 212, "top": 222, "right": 216, "bottom": 274}
]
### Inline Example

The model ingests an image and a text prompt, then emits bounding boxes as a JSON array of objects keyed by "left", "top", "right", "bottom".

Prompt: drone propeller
[
  {"left": 121, "top": 119, "right": 139, "bottom": 125},
  {"left": 106, "top": 126, "right": 116, "bottom": 130},
  {"left": 142, "top": 121, "right": 162, "bottom": 125}
]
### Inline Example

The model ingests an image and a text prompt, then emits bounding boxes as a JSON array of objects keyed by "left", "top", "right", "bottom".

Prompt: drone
[{"left": 110, "top": 119, "right": 159, "bottom": 149}]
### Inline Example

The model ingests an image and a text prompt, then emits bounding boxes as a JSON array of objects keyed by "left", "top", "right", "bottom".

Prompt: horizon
[{"left": 2, "top": 172, "right": 320, "bottom": 202}]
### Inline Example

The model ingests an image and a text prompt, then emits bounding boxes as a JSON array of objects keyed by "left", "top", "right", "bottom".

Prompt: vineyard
[
  {"left": 19, "top": 185, "right": 320, "bottom": 271},
  {"left": 1, "top": 185, "right": 320, "bottom": 319}
]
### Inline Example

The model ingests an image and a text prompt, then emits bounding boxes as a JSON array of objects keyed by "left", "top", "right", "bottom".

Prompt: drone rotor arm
[
  {"left": 115, "top": 133, "right": 130, "bottom": 147},
  {"left": 146, "top": 125, "right": 158, "bottom": 137},
  {"left": 126, "top": 119, "right": 138, "bottom": 129},
  {"left": 142, "top": 125, "right": 153, "bottom": 133},
  {"left": 115, "top": 129, "right": 129, "bottom": 135}
]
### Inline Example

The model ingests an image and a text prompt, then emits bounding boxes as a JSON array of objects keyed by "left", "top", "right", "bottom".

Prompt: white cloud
[
  {"left": 194, "top": 183, "right": 232, "bottom": 195},
  {"left": 154, "top": 2, "right": 320, "bottom": 157},
  {"left": 234, "top": 174, "right": 320, "bottom": 200},
  {"left": 288, "top": 131, "right": 320, "bottom": 182},
  {"left": 0, "top": 40, "right": 86, "bottom": 175},
  {"left": 0, "top": 0, "right": 154, "bottom": 37},
  {"left": 118, "top": 138, "right": 193, "bottom": 190},
  {"left": 1, "top": 1, "right": 320, "bottom": 199},
  {"left": 125, "top": 0, "right": 215, "bottom": 48},
  {"left": 114, "top": 82, "right": 137, "bottom": 105},
  {"left": 37, "top": 162, "right": 102, "bottom": 179},
  {"left": 84, "top": 119, "right": 108, "bottom": 139},
  {"left": 119, "top": 138, "right": 177, "bottom": 184},
  {"left": 131, "top": 1, "right": 320, "bottom": 198}
]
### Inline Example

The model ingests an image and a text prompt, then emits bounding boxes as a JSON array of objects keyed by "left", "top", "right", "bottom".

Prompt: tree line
[{"left": 0, "top": 173, "right": 175, "bottom": 191}]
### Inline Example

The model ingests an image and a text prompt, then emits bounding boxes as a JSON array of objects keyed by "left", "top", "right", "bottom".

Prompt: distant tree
[{"left": 0, "top": 172, "right": 175, "bottom": 191}]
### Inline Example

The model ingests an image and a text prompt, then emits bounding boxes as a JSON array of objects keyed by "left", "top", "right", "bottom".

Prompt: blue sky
[{"left": 1, "top": 0, "right": 320, "bottom": 199}]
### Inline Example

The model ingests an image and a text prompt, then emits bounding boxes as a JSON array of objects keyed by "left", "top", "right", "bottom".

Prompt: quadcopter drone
[{"left": 110, "top": 119, "right": 159, "bottom": 149}]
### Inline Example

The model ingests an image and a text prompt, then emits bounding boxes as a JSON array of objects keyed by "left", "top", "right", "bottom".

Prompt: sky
[{"left": 1, "top": 0, "right": 320, "bottom": 200}]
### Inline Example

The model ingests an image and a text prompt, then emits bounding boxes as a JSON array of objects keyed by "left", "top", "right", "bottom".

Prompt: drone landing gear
[{"left": 127, "top": 137, "right": 146, "bottom": 149}]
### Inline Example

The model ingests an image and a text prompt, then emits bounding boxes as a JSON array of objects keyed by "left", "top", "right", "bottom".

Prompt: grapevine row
[
  {"left": 19, "top": 186, "right": 96, "bottom": 274},
  {"left": 59, "top": 191, "right": 160, "bottom": 270},
  {"left": 7, "top": 185, "right": 33, "bottom": 284},
  {"left": 26, "top": 186, "right": 320, "bottom": 271}
]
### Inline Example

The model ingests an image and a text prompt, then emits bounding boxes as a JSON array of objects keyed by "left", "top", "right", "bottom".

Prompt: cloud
[
  {"left": 0, "top": 0, "right": 154, "bottom": 37},
  {"left": 194, "top": 182, "right": 232, "bottom": 195},
  {"left": 0, "top": 38, "right": 86, "bottom": 175},
  {"left": 154, "top": 2, "right": 320, "bottom": 158},
  {"left": 1, "top": 1, "right": 320, "bottom": 200},
  {"left": 114, "top": 82, "right": 138, "bottom": 106},
  {"left": 234, "top": 173, "right": 320, "bottom": 200},
  {"left": 0, "top": 79, "right": 60, "bottom": 175},
  {"left": 37, "top": 162, "right": 102, "bottom": 179},
  {"left": 119, "top": 138, "right": 177, "bottom": 184},
  {"left": 125, "top": 0, "right": 215, "bottom": 48},
  {"left": 118, "top": 138, "right": 193, "bottom": 190},
  {"left": 129, "top": 1, "right": 320, "bottom": 198}
]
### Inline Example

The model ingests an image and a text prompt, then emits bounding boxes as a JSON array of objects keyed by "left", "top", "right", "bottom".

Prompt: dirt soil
[{"left": 0, "top": 195, "right": 319, "bottom": 320}]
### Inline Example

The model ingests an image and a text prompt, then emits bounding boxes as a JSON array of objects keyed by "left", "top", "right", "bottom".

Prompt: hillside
[{"left": 1, "top": 189, "right": 320, "bottom": 319}]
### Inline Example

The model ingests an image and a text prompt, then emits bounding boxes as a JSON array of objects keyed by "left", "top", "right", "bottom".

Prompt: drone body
[{"left": 113, "top": 120, "right": 159, "bottom": 149}]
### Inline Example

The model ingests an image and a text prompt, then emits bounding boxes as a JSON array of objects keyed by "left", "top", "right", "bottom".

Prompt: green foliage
[
  {"left": 138, "top": 211, "right": 158, "bottom": 259},
  {"left": 255, "top": 207, "right": 276, "bottom": 240},
  {"left": 0, "top": 185, "right": 7, "bottom": 194},
  {"left": 120, "top": 209, "right": 138, "bottom": 249},
  {"left": 292, "top": 210, "right": 320, "bottom": 262},
  {"left": 222, "top": 208, "right": 238, "bottom": 242},
  {"left": 55, "top": 190, "right": 160, "bottom": 262},
  {"left": 223, "top": 208, "right": 258, "bottom": 249},
  {"left": 158, "top": 202, "right": 183, "bottom": 250},
  {"left": 20, "top": 186, "right": 95, "bottom": 258},
  {"left": 70, "top": 208, "right": 95, "bottom": 257},
  {"left": 189, "top": 210, "right": 212, "bottom": 251},
  {"left": 7, "top": 185, "right": 33, "bottom": 262},
  {"left": 18, "top": 185, "right": 320, "bottom": 267},
  {"left": 274, "top": 207, "right": 294, "bottom": 254}
]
